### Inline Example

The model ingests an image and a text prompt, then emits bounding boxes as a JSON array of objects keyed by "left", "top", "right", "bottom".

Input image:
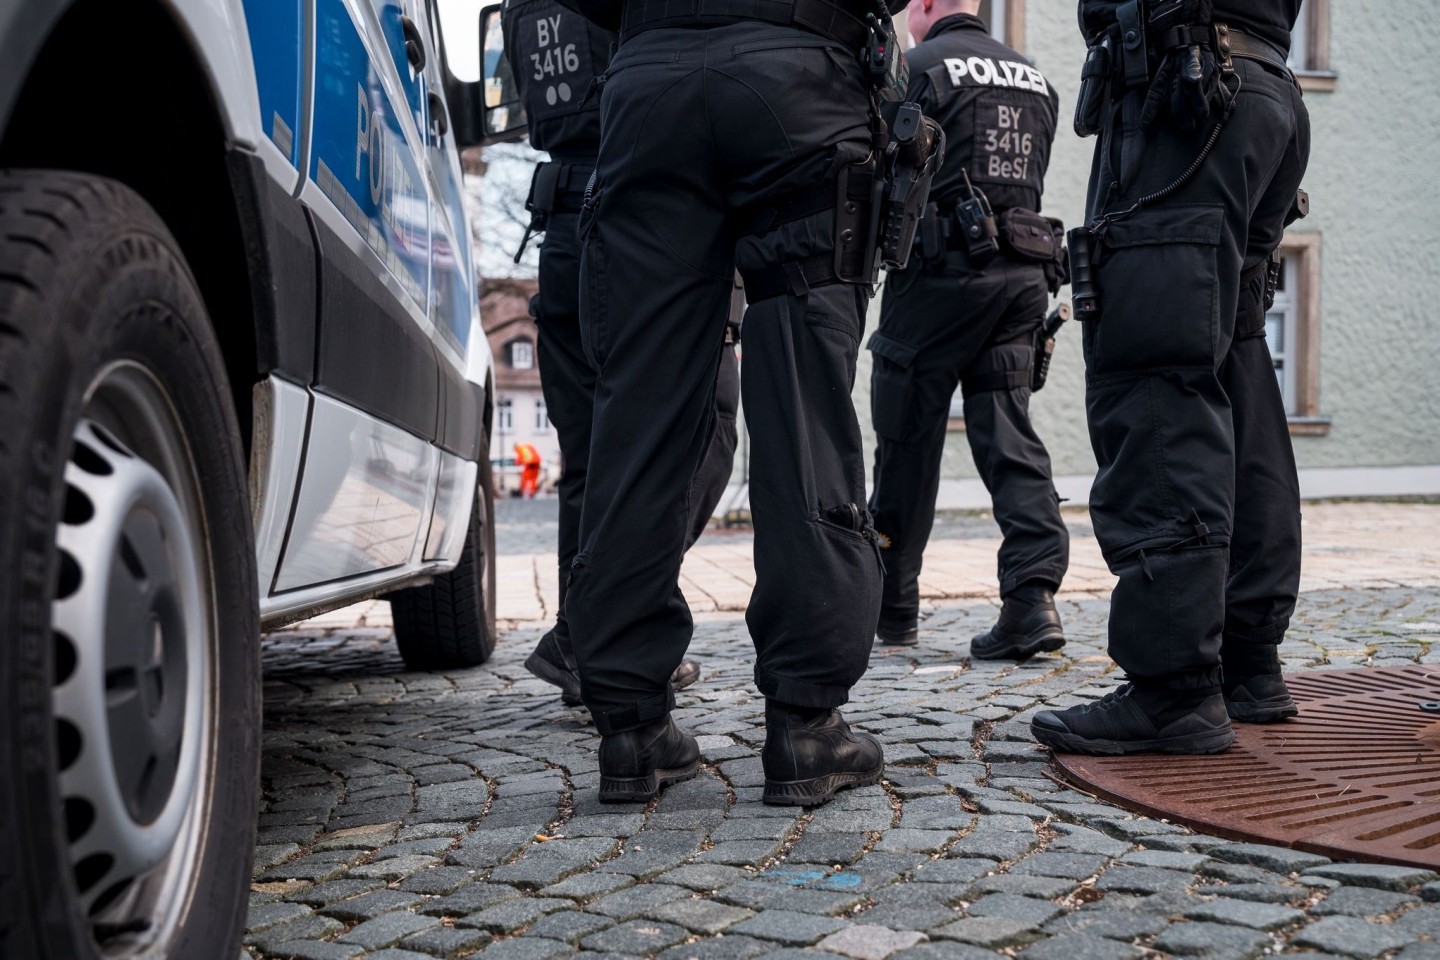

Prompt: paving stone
[
  {"left": 655, "top": 935, "right": 772, "bottom": 960},
  {"left": 246, "top": 900, "right": 313, "bottom": 933},
  {"left": 1151, "top": 921, "right": 1271, "bottom": 958},
  {"left": 264, "top": 941, "right": 365, "bottom": 960},
  {"left": 875, "top": 829, "right": 953, "bottom": 853},
  {"left": 419, "top": 882, "right": 524, "bottom": 917},
  {"left": 909, "top": 858, "right": 993, "bottom": 886},
  {"left": 1184, "top": 898, "right": 1305, "bottom": 930},
  {"left": 257, "top": 853, "right": 359, "bottom": 883},
  {"left": 1209, "top": 883, "right": 1310, "bottom": 904},
  {"left": 1093, "top": 866, "right": 1194, "bottom": 895},
  {"left": 930, "top": 916, "right": 1041, "bottom": 948},
  {"left": 580, "top": 919, "right": 689, "bottom": 954},
  {"left": 525, "top": 910, "right": 617, "bottom": 943},
  {"left": 1421, "top": 882, "right": 1440, "bottom": 903},
  {"left": 348, "top": 854, "right": 440, "bottom": 879},
  {"left": 338, "top": 911, "right": 441, "bottom": 949},
  {"left": 1013, "top": 853, "right": 1110, "bottom": 880},
  {"left": 647, "top": 898, "right": 755, "bottom": 934},
  {"left": 966, "top": 893, "right": 1066, "bottom": 926},
  {"left": 543, "top": 871, "right": 639, "bottom": 901},
  {"left": 968, "top": 875, "right": 1075, "bottom": 900},
  {"left": 473, "top": 938, "right": 573, "bottom": 960},
  {"left": 322, "top": 889, "right": 428, "bottom": 921},
  {"left": 489, "top": 837, "right": 619, "bottom": 888},
  {"left": 1314, "top": 886, "right": 1420, "bottom": 917},
  {"left": 282, "top": 878, "right": 389, "bottom": 907},
  {"left": 396, "top": 866, "right": 477, "bottom": 895},
  {"left": 815, "top": 925, "right": 927, "bottom": 960},
  {"left": 1396, "top": 944, "right": 1440, "bottom": 960},
  {"left": 1292, "top": 916, "right": 1417, "bottom": 958},
  {"left": 1394, "top": 905, "right": 1440, "bottom": 937},
  {"left": 587, "top": 883, "right": 692, "bottom": 920},
  {"left": 460, "top": 897, "right": 574, "bottom": 932},
  {"left": 245, "top": 912, "right": 346, "bottom": 953},
  {"left": 727, "top": 909, "right": 849, "bottom": 945},
  {"left": 400, "top": 925, "right": 493, "bottom": 956},
  {"left": 1209, "top": 844, "right": 1332, "bottom": 875},
  {"left": 1121, "top": 850, "right": 1209, "bottom": 871},
  {"left": 786, "top": 832, "right": 871, "bottom": 865},
  {"left": 890, "top": 944, "right": 997, "bottom": 960},
  {"left": 853, "top": 898, "right": 957, "bottom": 932},
  {"left": 1305, "top": 864, "right": 1438, "bottom": 892},
  {"left": 657, "top": 865, "right": 750, "bottom": 893},
  {"left": 1018, "top": 933, "right": 1142, "bottom": 960},
  {"left": 1042, "top": 909, "right": 1170, "bottom": 941}
]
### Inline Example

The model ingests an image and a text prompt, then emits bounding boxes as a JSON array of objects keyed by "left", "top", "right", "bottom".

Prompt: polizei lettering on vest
[{"left": 944, "top": 56, "right": 1049, "bottom": 96}]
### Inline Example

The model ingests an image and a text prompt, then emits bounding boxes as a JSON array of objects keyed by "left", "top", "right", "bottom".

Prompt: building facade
[{"left": 480, "top": 277, "right": 559, "bottom": 493}]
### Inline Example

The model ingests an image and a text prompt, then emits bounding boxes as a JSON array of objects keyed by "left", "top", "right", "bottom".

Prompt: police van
[{"left": 0, "top": 1, "right": 509, "bottom": 955}]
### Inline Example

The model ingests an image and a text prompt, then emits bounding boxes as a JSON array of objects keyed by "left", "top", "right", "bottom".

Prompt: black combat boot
[
  {"left": 1221, "top": 641, "right": 1297, "bottom": 723},
  {"left": 526, "top": 630, "right": 701, "bottom": 706},
  {"left": 762, "top": 701, "right": 884, "bottom": 806},
  {"left": 876, "top": 621, "right": 918, "bottom": 647},
  {"left": 1031, "top": 682, "right": 1234, "bottom": 755},
  {"left": 598, "top": 715, "right": 700, "bottom": 803},
  {"left": 971, "top": 582, "right": 1065, "bottom": 660}
]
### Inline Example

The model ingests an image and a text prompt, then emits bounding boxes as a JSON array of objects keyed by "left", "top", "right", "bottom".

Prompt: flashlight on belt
[{"left": 1067, "top": 226, "right": 1100, "bottom": 321}]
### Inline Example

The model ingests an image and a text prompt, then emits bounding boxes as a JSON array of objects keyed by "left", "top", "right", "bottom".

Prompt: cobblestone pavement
[{"left": 250, "top": 502, "right": 1440, "bottom": 960}]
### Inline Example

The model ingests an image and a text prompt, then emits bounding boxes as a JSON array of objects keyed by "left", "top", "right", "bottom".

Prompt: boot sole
[
  {"left": 1032, "top": 724, "right": 1235, "bottom": 756},
  {"left": 762, "top": 765, "right": 884, "bottom": 806},
  {"left": 972, "top": 626, "right": 1066, "bottom": 661},
  {"left": 1226, "top": 696, "right": 1299, "bottom": 723},
  {"left": 525, "top": 648, "right": 583, "bottom": 705},
  {"left": 599, "top": 762, "right": 700, "bottom": 803}
]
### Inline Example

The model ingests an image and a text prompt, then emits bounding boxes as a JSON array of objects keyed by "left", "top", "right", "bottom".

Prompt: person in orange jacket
[{"left": 515, "top": 441, "right": 542, "bottom": 499}]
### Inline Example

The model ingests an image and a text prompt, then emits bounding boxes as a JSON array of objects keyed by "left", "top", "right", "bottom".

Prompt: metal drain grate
[{"left": 1053, "top": 665, "right": 1440, "bottom": 868}]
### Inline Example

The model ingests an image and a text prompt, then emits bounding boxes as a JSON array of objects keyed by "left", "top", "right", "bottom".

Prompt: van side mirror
[{"left": 479, "top": 4, "right": 529, "bottom": 144}]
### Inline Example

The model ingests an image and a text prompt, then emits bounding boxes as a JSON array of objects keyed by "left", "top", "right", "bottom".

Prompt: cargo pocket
[
  {"left": 868, "top": 330, "right": 919, "bottom": 442},
  {"left": 1089, "top": 204, "right": 1225, "bottom": 377}
]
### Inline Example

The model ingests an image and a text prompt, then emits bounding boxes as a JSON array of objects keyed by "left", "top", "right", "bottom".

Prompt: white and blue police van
[{"left": 0, "top": 1, "right": 512, "bottom": 955}]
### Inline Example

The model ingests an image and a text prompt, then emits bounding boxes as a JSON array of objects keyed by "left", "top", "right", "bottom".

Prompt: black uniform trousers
[
  {"left": 566, "top": 21, "right": 883, "bottom": 735},
  {"left": 869, "top": 255, "right": 1069, "bottom": 633},
  {"left": 1083, "top": 57, "right": 1310, "bottom": 689},
  {"left": 532, "top": 207, "right": 739, "bottom": 659}
]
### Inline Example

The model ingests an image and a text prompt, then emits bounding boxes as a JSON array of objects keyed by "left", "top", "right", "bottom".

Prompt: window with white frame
[
  {"left": 1286, "top": 0, "right": 1335, "bottom": 90},
  {"left": 977, "top": 0, "right": 1023, "bottom": 49},
  {"left": 1265, "top": 255, "right": 1299, "bottom": 414},
  {"left": 534, "top": 397, "right": 549, "bottom": 431},
  {"left": 509, "top": 339, "right": 534, "bottom": 370},
  {"left": 1263, "top": 232, "right": 1328, "bottom": 434},
  {"left": 497, "top": 398, "right": 514, "bottom": 432}
]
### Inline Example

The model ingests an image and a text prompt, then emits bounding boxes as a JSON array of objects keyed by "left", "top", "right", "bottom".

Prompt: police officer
[
  {"left": 501, "top": 0, "right": 741, "bottom": 709},
  {"left": 1032, "top": 0, "right": 1309, "bottom": 754},
  {"left": 552, "top": 0, "right": 914, "bottom": 804},
  {"left": 868, "top": 0, "right": 1069, "bottom": 656}
]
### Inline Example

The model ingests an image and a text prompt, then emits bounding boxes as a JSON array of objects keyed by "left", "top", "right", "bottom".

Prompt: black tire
[
  {"left": 0, "top": 171, "right": 260, "bottom": 959},
  {"left": 389, "top": 450, "right": 499, "bottom": 668}
]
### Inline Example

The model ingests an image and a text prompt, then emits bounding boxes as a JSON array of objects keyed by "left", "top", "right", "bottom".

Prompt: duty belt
[
  {"left": 1214, "top": 26, "right": 1293, "bottom": 77},
  {"left": 620, "top": 0, "right": 870, "bottom": 52}
]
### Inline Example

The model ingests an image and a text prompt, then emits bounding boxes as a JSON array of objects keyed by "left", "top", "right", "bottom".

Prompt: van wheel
[
  {"left": 389, "top": 450, "right": 498, "bottom": 668},
  {"left": 0, "top": 171, "right": 260, "bottom": 960}
]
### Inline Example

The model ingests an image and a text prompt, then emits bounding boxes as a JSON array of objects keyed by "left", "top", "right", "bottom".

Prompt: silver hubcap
[{"left": 50, "top": 363, "right": 215, "bottom": 956}]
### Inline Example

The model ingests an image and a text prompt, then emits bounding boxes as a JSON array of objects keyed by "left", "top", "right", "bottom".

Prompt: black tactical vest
[
  {"left": 502, "top": 0, "right": 612, "bottom": 159},
  {"left": 905, "top": 14, "right": 1059, "bottom": 215},
  {"left": 1079, "top": 1, "right": 1300, "bottom": 55}
]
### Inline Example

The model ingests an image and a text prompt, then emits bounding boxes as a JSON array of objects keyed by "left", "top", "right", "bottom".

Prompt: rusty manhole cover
[{"left": 1054, "top": 665, "right": 1440, "bottom": 868}]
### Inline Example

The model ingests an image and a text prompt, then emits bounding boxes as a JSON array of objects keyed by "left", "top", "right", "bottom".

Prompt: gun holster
[
  {"left": 878, "top": 103, "right": 945, "bottom": 271},
  {"left": 1031, "top": 302, "right": 1071, "bottom": 392}
]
